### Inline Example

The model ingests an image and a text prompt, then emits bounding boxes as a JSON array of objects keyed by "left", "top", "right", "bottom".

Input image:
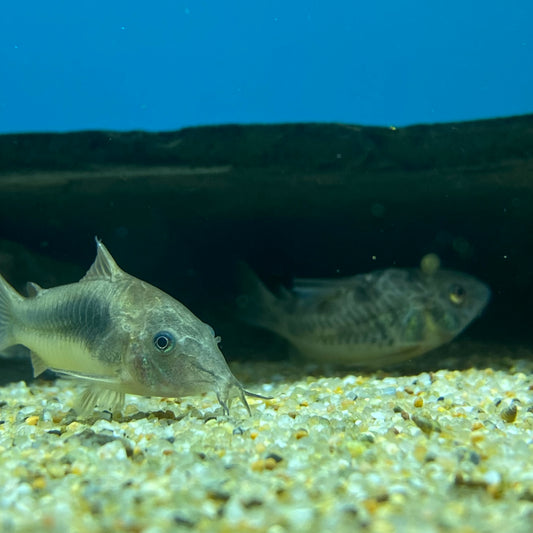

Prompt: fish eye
[
  {"left": 153, "top": 331, "right": 175, "bottom": 353},
  {"left": 449, "top": 284, "right": 466, "bottom": 305}
]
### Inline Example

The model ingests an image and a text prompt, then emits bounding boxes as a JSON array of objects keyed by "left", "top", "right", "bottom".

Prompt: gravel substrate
[{"left": 1, "top": 343, "right": 532, "bottom": 533}]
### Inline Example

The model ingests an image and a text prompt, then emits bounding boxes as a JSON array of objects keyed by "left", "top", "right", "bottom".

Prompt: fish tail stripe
[
  {"left": 0, "top": 273, "right": 23, "bottom": 351},
  {"left": 22, "top": 289, "right": 111, "bottom": 351}
]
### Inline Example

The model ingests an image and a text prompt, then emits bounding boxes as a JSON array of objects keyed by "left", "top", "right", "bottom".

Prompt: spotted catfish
[
  {"left": 0, "top": 239, "right": 267, "bottom": 415},
  {"left": 237, "top": 264, "right": 490, "bottom": 366}
]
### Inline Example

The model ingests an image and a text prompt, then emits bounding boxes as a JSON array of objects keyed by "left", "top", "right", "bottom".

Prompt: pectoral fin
[
  {"left": 50, "top": 368, "right": 121, "bottom": 385},
  {"left": 30, "top": 352, "right": 49, "bottom": 377},
  {"left": 50, "top": 368, "right": 126, "bottom": 416},
  {"left": 77, "top": 386, "right": 125, "bottom": 416}
]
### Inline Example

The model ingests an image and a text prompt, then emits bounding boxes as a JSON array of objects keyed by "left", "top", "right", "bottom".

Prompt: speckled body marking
[
  {"left": 238, "top": 266, "right": 490, "bottom": 366},
  {"left": 0, "top": 239, "right": 266, "bottom": 415}
]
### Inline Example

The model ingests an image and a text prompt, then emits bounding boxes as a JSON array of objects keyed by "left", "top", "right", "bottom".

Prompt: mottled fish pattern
[
  {"left": 238, "top": 266, "right": 490, "bottom": 366},
  {"left": 0, "top": 239, "right": 267, "bottom": 415}
]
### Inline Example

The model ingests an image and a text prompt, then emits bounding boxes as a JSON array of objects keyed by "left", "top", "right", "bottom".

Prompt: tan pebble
[
  {"left": 25, "top": 415, "right": 39, "bottom": 426},
  {"left": 123, "top": 404, "right": 138, "bottom": 416},
  {"left": 412, "top": 414, "right": 441, "bottom": 435},
  {"left": 46, "top": 464, "right": 66, "bottom": 478},
  {"left": 250, "top": 459, "right": 265, "bottom": 472},
  {"left": 295, "top": 429, "right": 309, "bottom": 439},
  {"left": 413, "top": 397, "right": 424, "bottom": 408},
  {"left": 334, "top": 386, "right": 344, "bottom": 394},
  {"left": 500, "top": 402, "right": 518, "bottom": 423},
  {"left": 250, "top": 431, "right": 259, "bottom": 440},
  {"left": 67, "top": 421, "right": 82, "bottom": 432},
  {"left": 264, "top": 457, "right": 278, "bottom": 470},
  {"left": 413, "top": 444, "right": 427, "bottom": 462},
  {"left": 162, "top": 449, "right": 173, "bottom": 456},
  {"left": 52, "top": 413, "right": 64, "bottom": 424},
  {"left": 487, "top": 483, "right": 504, "bottom": 499},
  {"left": 32, "top": 477, "right": 47, "bottom": 490},
  {"left": 471, "top": 421, "right": 484, "bottom": 431},
  {"left": 299, "top": 400, "right": 309, "bottom": 407},
  {"left": 404, "top": 387, "right": 414, "bottom": 395},
  {"left": 255, "top": 443, "right": 266, "bottom": 454},
  {"left": 362, "top": 498, "right": 379, "bottom": 514},
  {"left": 13, "top": 466, "right": 29, "bottom": 478},
  {"left": 346, "top": 441, "right": 365, "bottom": 458},
  {"left": 471, "top": 433, "right": 485, "bottom": 444}
]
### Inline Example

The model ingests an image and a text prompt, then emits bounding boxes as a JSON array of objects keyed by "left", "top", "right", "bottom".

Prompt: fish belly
[
  {"left": 290, "top": 338, "right": 435, "bottom": 367},
  {"left": 16, "top": 327, "right": 110, "bottom": 375}
]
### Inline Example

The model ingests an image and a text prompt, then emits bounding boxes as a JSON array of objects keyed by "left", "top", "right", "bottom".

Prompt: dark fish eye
[
  {"left": 153, "top": 331, "right": 175, "bottom": 353},
  {"left": 449, "top": 284, "right": 466, "bottom": 305}
]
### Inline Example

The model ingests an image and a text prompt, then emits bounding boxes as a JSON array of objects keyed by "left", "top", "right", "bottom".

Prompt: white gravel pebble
[{"left": 0, "top": 343, "right": 532, "bottom": 532}]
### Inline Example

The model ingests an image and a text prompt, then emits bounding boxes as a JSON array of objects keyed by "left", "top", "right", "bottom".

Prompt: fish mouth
[
  {"left": 135, "top": 352, "right": 270, "bottom": 415},
  {"left": 154, "top": 356, "right": 220, "bottom": 393}
]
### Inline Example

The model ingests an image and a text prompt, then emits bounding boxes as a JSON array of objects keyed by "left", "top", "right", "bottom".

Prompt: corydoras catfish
[
  {"left": 0, "top": 239, "right": 267, "bottom": 415},
  {"left": 237, "top": 264, "right": 490, "bottom": 367}
]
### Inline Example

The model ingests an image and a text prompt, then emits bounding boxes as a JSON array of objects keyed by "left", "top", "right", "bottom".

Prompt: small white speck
[
  {"left": 336, "top": 153, "right": 342, "bottom": 159},
  {"left": 503, "top": 255, "right": 508, "bottom": 259},
  {"left": 484, "top": 470, "right": 502, "bottom": 486},
  {"left": 372, "top": 255, "right": 377, "bottom": 261},
  {"left": 120, "top": 26, "right": 126, "bottom": 30}
]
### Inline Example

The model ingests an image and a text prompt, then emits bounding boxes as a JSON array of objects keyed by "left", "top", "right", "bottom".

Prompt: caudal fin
[
  {"left": 0, "top": 273, "right": 22, "bottom": 352},
  {"left": 235, "top": 263, "right": 287, "bottom": 334}
]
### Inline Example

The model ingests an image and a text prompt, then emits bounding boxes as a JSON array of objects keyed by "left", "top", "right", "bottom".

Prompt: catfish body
[
  {"left": 238, "top": 266, "right": 491, "bottom": 367},
  {"left": 0, "top": 239, "right": 260, "bottom": 414}
]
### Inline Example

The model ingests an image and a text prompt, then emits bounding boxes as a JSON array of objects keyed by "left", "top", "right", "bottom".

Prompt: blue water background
[{"left": 1, "top": 1, "right": 532, "bottom": 133}]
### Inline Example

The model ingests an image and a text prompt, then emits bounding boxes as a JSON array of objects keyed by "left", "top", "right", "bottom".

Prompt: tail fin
[
  {"left": 235, "top": 263, "right": 287, "bottom": 334},
  {"left": 0, "top": 273, "right": 21, "bottom": 352}
]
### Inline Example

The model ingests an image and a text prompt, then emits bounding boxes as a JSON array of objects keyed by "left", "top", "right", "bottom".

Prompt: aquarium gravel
[{"left": 1, "top": 344, "right": 533, "bottom": 533}]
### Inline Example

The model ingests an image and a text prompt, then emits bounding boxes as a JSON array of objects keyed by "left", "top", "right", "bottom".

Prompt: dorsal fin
[
  {"left": 80, "top": 238, "right": 126, "bottom": 282},
  {"left": 26, "top": 281, "right": 44, "bottom": 298}
]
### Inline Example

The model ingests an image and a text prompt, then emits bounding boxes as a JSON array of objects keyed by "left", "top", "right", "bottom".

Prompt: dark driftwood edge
[{"left": 0, "top": 115, "right": 532, "bottom": 355}]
